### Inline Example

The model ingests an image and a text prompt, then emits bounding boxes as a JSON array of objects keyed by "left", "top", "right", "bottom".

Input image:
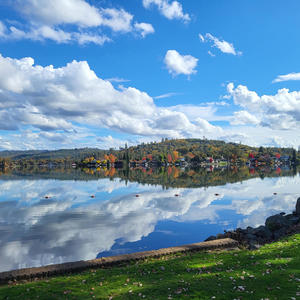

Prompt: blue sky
[{"left": 0, "top": 0, "right": 300, "bottom": 150}]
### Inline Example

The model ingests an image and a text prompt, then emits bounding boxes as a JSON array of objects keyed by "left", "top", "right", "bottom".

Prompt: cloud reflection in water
[{"left": 0, "top": 176, "right": 299, "bottom": 272}]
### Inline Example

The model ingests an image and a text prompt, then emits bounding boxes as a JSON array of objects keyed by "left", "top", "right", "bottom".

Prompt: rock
[
  {"left": 246, "top": 226, "right": 254, "bottom": 232},
  {"left": 296, "top": 197, "right": 300, "bottom": 215},
  {"left": 285, "top": 214, "right": 300, "bottom": 225},
  {"left": 253, "top": 226, "right": 272, "bottom": 239},
  {"left": 273, "top": 227, "right": 287, "bottom": 240},
  {"left": 245, "top": 233, "right": 257, "bottom": 241},
  {"left": 265, "top": 214, "right": 291, "bottom": 232},
  {"left": 247, "top": 239, "right": 260, "bottom": 250},
  {"left": 216, "top": 233, "right": 225, "bottom": 239}
]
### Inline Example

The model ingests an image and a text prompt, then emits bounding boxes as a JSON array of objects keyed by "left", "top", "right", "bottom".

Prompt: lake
[{"left": 0, "top": 166, "right": 299, "bottom": 272}]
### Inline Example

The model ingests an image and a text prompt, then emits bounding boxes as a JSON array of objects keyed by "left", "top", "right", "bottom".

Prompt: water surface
[{"left": 0, "top": 167, "right": 299, "bottom": 272}]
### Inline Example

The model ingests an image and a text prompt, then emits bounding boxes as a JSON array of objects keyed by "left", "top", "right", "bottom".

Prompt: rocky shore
[{"left": 206, "top": 197, "right": 300, "bottom": 249}]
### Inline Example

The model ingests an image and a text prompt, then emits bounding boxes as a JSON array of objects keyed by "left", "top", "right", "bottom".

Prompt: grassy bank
[{"left": 1, "top": 235, "right": 299, "bottom": 300}]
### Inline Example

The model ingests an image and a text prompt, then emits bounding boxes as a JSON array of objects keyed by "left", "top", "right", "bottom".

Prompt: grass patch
[{"left": 0, "top": 234, "right": 300, "bottom": 299}]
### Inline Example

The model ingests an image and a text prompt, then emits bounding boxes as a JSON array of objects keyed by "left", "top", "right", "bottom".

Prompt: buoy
[
  {"left": 215, "top": 193, "right": 220, "bottom": 196},
  {"left": 273, "top": 193, "right": 277, "bottom": 195},
  {"left": 136, "top": 194, "right": 140, "bottom": 197},
  {"left": 91, "top": 195, "right": 95, "bottom": 198},
  {"left": 175, "top": 194, "right": 179, "bottom": 197},
  {"left": 45, "top": 196, "right": 51, "bottom": 199}
]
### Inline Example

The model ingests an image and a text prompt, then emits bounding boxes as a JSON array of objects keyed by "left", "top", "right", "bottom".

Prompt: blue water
[{"left": 0, "top": 174, "right": 299, "bottom": 272}]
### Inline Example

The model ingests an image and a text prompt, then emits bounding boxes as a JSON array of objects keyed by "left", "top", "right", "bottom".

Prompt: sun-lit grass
[{"left": 0, "top": 234, "right": 299, "bottom": 299}]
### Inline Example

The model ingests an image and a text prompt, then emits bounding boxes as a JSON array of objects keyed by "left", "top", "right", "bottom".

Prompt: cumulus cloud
[
  {"left": 0, "top": 0, "right": 154, "bottom": 44},
  {"left": 134, "top": 22, "right": 155, "bottom": 37},
  {"left": 231, "top": 111, "right": 260, "bottom": 126},
  {"left": 164, "top": 50, "right": 198, "bottom": 76},
  {"left": 16, "top": 0, "right": 103, "bottom": 27},
  {"left": 273, "top": 72, "right": 300, "bottom": 83},
  {"left": 142, "top": 0, "right": 190, "bottom": 22},
  {"left": 200, "top": 33, "right": 241, "bottom": 56},
  {"left": 227, "top": 83, "right": 300, "bottom": 130},
  {"left": 0, "top": 53, "right": 220, "bottom": 144}
]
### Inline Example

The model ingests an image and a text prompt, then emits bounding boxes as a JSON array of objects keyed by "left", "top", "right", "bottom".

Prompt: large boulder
[
  {"left": 273, "top": 227, "right": 288, "bottom": 240},
  {"left": 296, "top": 197, "right": 300, "bottom": 216},
  {"left": 253, "top": 225, "right": 272, "bottom": 240},
  {"left": 285, "top": 214, "right": 300, "bottom": 225},
  {"left": 265, "top": 214, "right": 291, "bottom": 232}
]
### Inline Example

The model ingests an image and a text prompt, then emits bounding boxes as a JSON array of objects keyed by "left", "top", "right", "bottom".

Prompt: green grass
[{"left": 1, "top": 234, "right": 300, "bottom": 300}]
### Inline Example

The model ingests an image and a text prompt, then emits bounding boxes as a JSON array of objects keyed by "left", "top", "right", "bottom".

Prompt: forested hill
[
  {"left": 0, "top": 139, "right": 297, "bottom": 163},
  {"left": 121, "top": 139, "right": 295, "bottom": 162}
]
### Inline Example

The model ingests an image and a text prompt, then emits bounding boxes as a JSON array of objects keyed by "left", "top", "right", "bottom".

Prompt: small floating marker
[
  {"left": 135, "top": 194, "right": 140, "bottom": 197},
  {"left": 215, "top": 193, "right": 220, "bottom": 196},
  {"left": 273, "top": 193, "right": 277, "bottom": 195},
  {"left": 45, "top": 196, "right": 51, "bottom": 199},
  {"left": 174, "top": 194, "right": 179, "bottom": 197},
  {"left": 91, "top": 195, "right": 95, "bottom": 198}
]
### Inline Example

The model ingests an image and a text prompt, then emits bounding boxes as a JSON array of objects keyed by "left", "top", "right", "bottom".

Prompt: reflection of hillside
[
  {"left": 113, "top": 166, "right": 298, "bottom": 188},
  {"left": 0, "top": 166, "right": 298, "bottom": 188}
]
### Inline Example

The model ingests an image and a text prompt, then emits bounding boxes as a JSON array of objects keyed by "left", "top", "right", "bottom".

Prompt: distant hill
[{"left": 0, "top": 148, "right": 106, "bottom": 161}]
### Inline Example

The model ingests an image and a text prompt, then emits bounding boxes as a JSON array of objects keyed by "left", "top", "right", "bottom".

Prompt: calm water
[{"left": 0, "top": 167, "right": 299, "bottom": 272}]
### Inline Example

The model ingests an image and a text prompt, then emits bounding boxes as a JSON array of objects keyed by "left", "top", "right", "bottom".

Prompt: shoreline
[{"left": 0, "top": 238, "right": 238, "bottom": 284}]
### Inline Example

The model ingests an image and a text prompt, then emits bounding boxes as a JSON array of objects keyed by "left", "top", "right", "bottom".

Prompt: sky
[{"left": 0, "top": 0, "right": 300, "bottom": 150}]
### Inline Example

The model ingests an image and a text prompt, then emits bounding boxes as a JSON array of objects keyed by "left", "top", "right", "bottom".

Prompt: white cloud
[
  {"left": 200, "top": 33, "right": 241, "bottom": 56},
  {"left": 154, "top": 92, "right": 179, "bottom": 99},
  {"left": 16, "top": 0, "right": 103, "bottom": 27},
  {"left": 134, "top": 22, "right": 155, "bottom": 37},
  {"left": 199, "top": 33, "right": 205, "bottom": 42},
  {"left": 106, "top": 77, "right": 130, "bottom": 83},
  {"left": 97, "top": 135, "right": 134, "bottom": 150},
  {"left": 1, "top": 0, "right": 154, "bottom": 45},
  {"left": 0, "top": 21, "right": 6, "bottom": 37},
  {"left": 3, "top": 25, "right": 111, "bottom": 45},
  {"left": 142, "top": 0, "right": 190, "bottom": 22},
  {"left": 231, "top": 111, "right": 260, "bottom": 126},
  {"left": 273, "top": 72, "right": 300, "bottom": 83},
  {"left": 99, "top": 8, "right": 133, "bottom": 33},
  {"left": 227, "top": 83, "right": 300, "bottom": 130},
  {"left": 0, "top": 53, "right": 220, "bottom": 144},
  {"left": 164, "top": 50, "right": 198, "bottom": 76}
]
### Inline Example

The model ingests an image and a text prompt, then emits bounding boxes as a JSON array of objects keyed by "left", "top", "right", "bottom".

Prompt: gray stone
[
  {"left": 296, "top": 197, "right": 300, "bottom": 215},
  {"left": 253, "top": 225, "right": 272, "bottom": 239},
  {"left": 285, "top": 214, "right": 300, "bottom": 225},
  {"left": 248, "top": 240, "right": 260, "bottom": 250},
  {"left": 245, "top": 233, "right": 257, "bottom": 241},
  {"left": 265, "top": 214, "right": 291, "bottom": 232},
  {"left": 246, "top": 226, "right": 254, "bottom": 234},
  {"left": 273, "top": 227, "right": 287, "bottom": 240}
]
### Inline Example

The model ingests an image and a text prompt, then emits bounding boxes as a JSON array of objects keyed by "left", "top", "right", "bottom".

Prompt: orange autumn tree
[
  {"left": 173, "top": 151, "right": 179, "bottom": 162},
  {"left": 167, "top": 154, "right": 172, "bottom": 163},
  {"left": 173, "top": 167, "right": 179, "bottom": 178},
  {"left": 108, "top": 154, "right": 117, "bottom": 163}
]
